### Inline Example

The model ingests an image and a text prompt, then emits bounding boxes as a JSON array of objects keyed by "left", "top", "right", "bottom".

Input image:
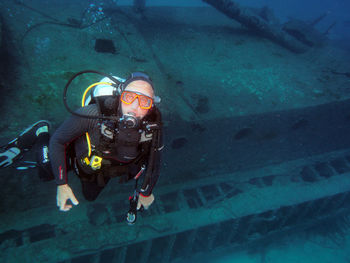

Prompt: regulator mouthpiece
[{"left": 121, "top": 113, "right": 139, "bottom": 128}]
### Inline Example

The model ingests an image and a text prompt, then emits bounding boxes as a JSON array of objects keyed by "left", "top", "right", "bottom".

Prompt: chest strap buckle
[{"left": 83, "top": 155, "right": 103, "bottom": 170}]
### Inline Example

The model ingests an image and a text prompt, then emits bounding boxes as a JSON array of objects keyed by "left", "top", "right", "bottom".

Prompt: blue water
[
  {"left": 0, "top": 0, "right": 350, "bottom": 262},
  {"left": 132, "top": 0, "right": 350, "bottom": 39}
]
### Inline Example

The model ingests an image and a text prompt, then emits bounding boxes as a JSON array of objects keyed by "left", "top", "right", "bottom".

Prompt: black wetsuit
[{"left": 49, "top": 104, "right": 163, "bottom": 201}]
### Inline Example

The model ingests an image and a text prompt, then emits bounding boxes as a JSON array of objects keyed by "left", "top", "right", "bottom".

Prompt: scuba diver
[{"left": 0, "top": 71, "right": 163, "bottom": 222}]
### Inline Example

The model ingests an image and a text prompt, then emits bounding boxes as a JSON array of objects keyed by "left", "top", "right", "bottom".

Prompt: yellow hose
[
  {"left": 81, "top": 81, "right": 113, "bottom": 107},
  {"left": 82, "top": 81, "right": 113, "bottom": 156}
]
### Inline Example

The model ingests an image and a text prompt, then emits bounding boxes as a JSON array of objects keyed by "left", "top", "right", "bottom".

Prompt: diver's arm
[
  {"left": 138, "top": 127, "right": 163, "bottom": 205},
  {"left": 49, "top": 105, "right": 99, "bottom": 185},
  {"left": 139, "top": 147, "right": 162, "bottom": 196},
  {"left": 137, "top": 141, "right": 163, "bottom": 209},
  {"left": 50, "top": 105, "right": 98, "bottom": 211}
]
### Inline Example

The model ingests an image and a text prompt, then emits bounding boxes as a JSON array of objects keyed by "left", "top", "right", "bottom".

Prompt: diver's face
[{"left": 121, "top": 80, "right": 154, "bottom": 119}]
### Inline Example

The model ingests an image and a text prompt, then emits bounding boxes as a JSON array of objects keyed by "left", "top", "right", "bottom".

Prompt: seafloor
[{"left": 0, "top": 1, "right": 350, "bottom": 263}]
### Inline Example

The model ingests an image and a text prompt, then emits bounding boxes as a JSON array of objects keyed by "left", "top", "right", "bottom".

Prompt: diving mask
[{"left": 120, "top": 91, "right": 153, "bottom": 110}]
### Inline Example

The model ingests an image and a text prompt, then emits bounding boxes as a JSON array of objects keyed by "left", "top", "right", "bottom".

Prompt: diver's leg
[
  {"left": 34, "top": 132, "right": 54, "bottom": 181},
  {"left": 80, "top": 175, "right": 110, "bottom": 201},
  {"left": 0, "top": 120, "right": 50, "bottom": 168},
  {"left": 73, "top": 157, "right": 110, "bottom": 201},
  {"left": 16, "top": 120, "right": 50, "bottom": 150}
]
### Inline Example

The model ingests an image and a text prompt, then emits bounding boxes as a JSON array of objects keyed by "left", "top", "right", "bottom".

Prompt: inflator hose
[{"left": 63, "top": 70, "right": 121, "bottom": 120}]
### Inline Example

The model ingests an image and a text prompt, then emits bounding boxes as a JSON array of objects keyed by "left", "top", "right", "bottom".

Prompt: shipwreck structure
[
  {"left": 203, "top": 0, "right": 332, "bottom": 53},
  {"left": 1, "top": 98, "right": 350, "bottom": 262}
]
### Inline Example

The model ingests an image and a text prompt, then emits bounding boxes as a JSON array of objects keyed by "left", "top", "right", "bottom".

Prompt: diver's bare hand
[
  {"left": 137, "top": 193, "right": 154, "bottom": 210},
  {"left": 57, "top": 184, "right": 79, "bottom": 212}
]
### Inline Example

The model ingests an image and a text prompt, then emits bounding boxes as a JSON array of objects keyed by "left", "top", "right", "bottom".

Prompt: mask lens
[
  {"left": 121, "top": 91, "right": 137, "bottom": 104},
  {"left": 139, "top": 95, "right": 152, "bottom": 109},
  {"left": 121, "top": 91, "right": 153, "bottom": 109}
]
